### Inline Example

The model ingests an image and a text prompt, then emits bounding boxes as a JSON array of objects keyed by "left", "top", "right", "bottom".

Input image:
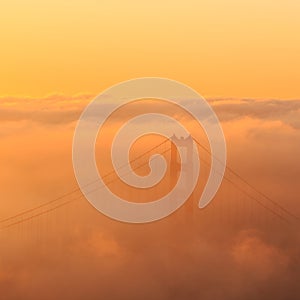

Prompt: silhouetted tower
[{"left": 170, "top": 134, "right": 194, "bottom": 222}]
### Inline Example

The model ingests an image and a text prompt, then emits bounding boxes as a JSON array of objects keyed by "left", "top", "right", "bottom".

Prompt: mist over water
[{"left": 0, "top": 96, "right": 299, "bottom": 299}]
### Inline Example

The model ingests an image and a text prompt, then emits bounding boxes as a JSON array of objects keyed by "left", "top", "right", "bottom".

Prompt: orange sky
[
  {"left": 1, "top": 2, "right": 300, "bottom": 299},
  {"left": 1, "top": 0, "right": 300, "bottom": 98}
]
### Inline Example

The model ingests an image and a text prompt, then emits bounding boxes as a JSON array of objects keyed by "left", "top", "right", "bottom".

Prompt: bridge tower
[{"left": 170, "top": 134, "right": 195, "bottom": 222}]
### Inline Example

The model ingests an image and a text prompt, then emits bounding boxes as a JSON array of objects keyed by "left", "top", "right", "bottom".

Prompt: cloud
[
  {"left": 0, "top": 94, "right": 93, "bottom": 126},
  {"left": 1, "top": 216, "right": 299, "bottom": 300},
  {"left": 209, "top": 98, "right": 300, "bottom": 129},
  {"left": 1, "top": 95, "right": 300, "bottom": 130},
  {"left": 232, "top": 230, "right": 290, "bottom": 281},
  {"left": 0, "top": 94, "right": 300, "bottom": 300}
]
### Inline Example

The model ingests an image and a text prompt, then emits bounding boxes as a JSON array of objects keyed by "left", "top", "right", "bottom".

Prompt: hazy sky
[
  {"left": 1, "top": 1, "right": 300, "bottom": 299},
  {"left": 1, "top": 0, "right": 300, "bottom": 98}
]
